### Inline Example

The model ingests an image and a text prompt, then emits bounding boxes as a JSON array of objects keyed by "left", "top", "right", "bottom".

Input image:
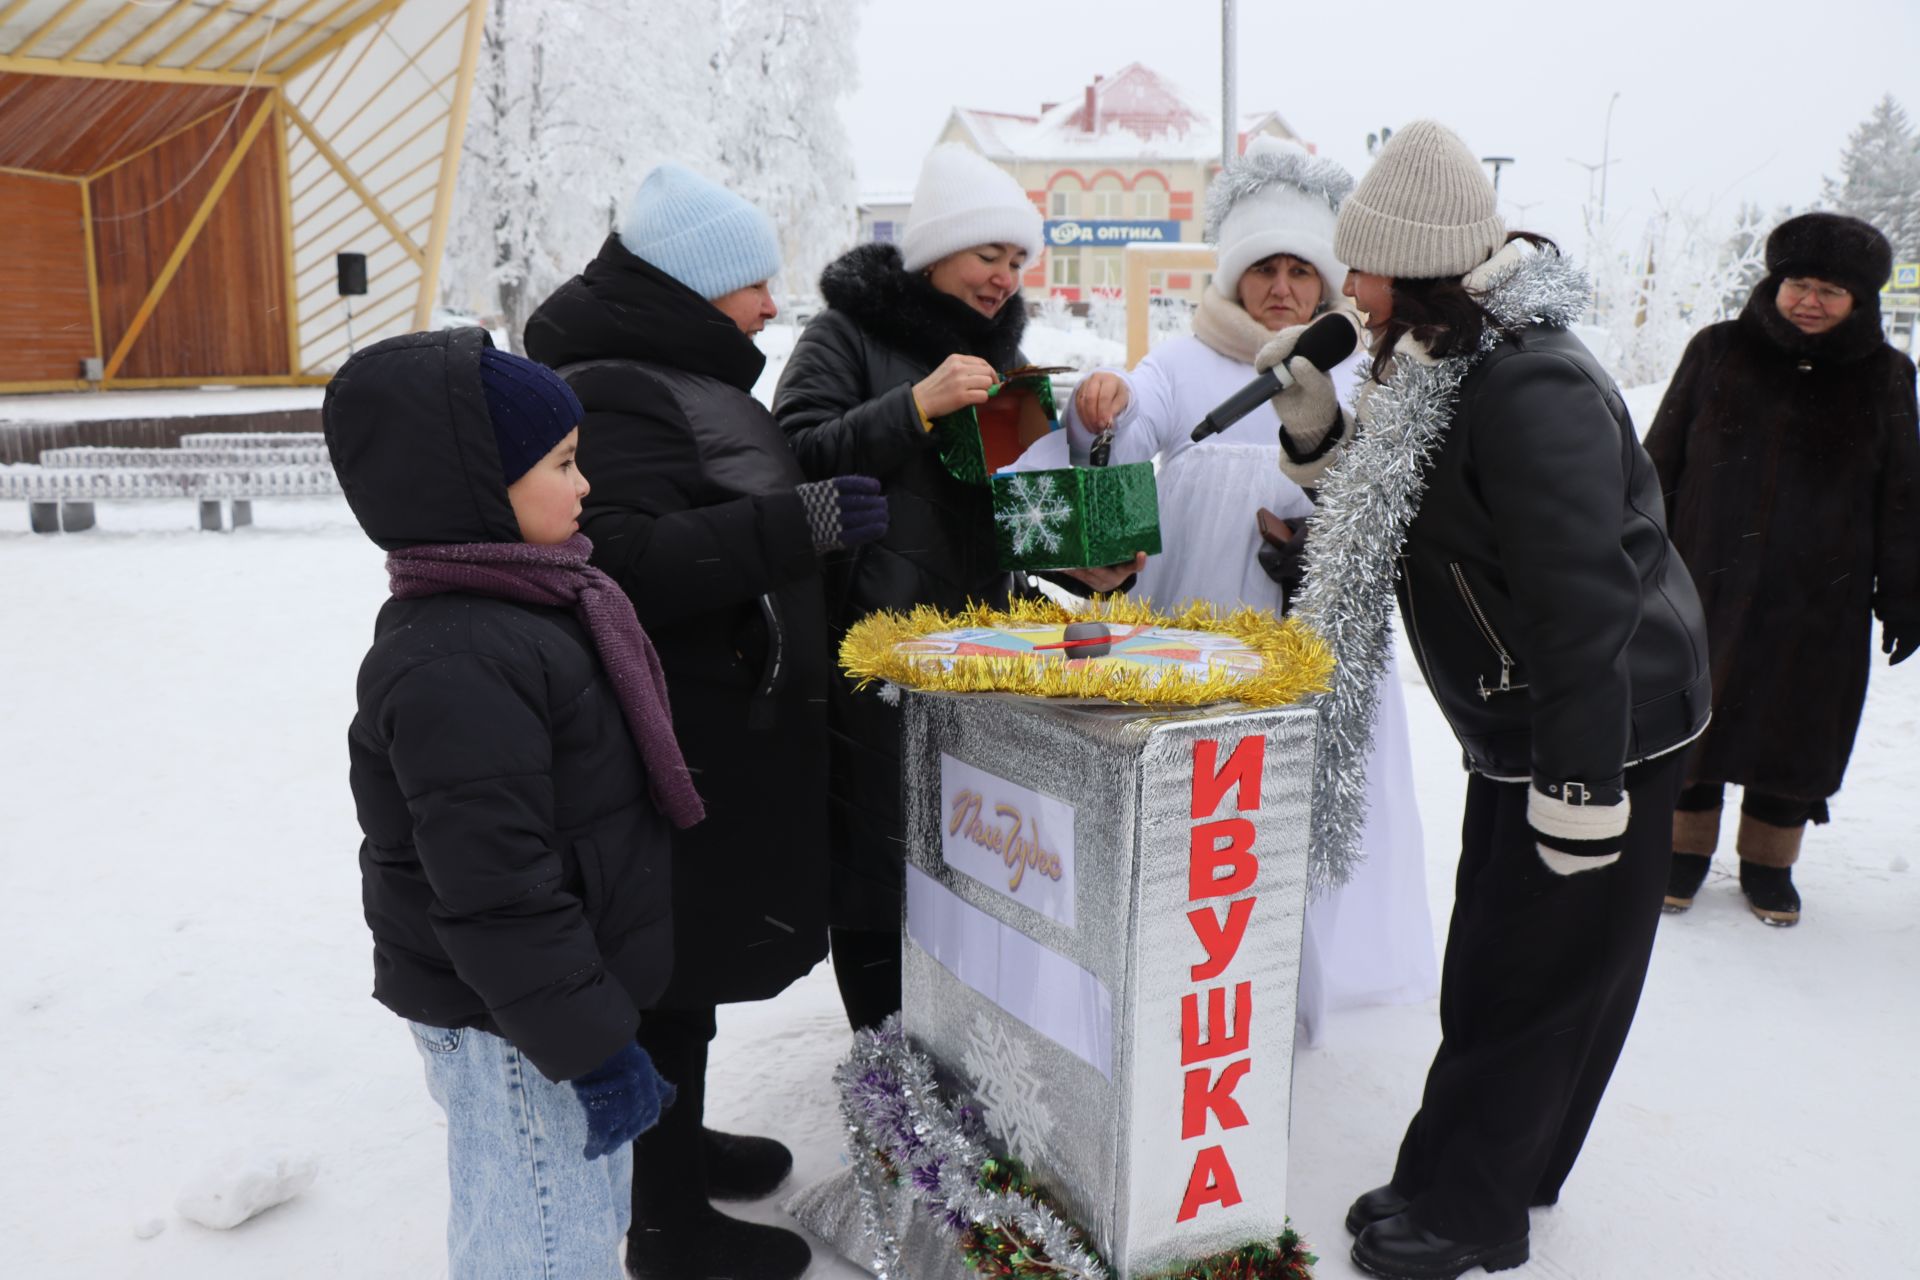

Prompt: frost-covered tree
[
  {"left": 1821, "top": 94, "right": 1920, "bottom": 262},
  {"left": 1581, "top": 198, "right": 1773, "bottom": 388},
  {"left": 441, "top": 0, "right": 866, "bottom": 349}
]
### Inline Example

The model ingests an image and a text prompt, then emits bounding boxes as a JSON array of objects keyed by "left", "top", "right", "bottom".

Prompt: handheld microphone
[{"left": 1190, "top": 311, "right": 1360, "bottom": 443}]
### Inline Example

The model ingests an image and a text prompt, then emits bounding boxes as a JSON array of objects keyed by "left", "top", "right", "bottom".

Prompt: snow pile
[{"left": 175, "top": 1148, "right": 320, "bottom": 1231}]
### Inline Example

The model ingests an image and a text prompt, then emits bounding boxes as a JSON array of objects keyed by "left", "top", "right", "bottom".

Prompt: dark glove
[
  {"left": 796, "top": 475, "right": 888, "bottom": 551},
  {"left": 571, "top": 1040, "right": 676, "bottom": 1161},
  {"left": 1883, "top": 611, "right": 1917, "bottom": 666},
  {"left": 1256, "top": 516, "right": 1309, "bottom": 612}
]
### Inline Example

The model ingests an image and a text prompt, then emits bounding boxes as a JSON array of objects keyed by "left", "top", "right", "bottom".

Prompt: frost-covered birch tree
[{"left": 441, "top": 0, "right": 866, "bottom": 349}]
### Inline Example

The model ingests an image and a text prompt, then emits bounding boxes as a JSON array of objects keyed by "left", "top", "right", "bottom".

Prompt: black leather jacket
[{"left": 1394, "top": 323, "right": 1711, "bottom": 795}]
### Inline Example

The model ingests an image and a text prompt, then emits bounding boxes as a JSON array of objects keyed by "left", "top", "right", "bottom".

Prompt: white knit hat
[
  {"left": 900, "top": 144, "right": 1043, "bottom": 273},
  {"left": 1334, "top": 120, "right": 1506, "bottom": 279},
  {"left": 1207, "top": 137, "right": 1354, "bottom": 300}
]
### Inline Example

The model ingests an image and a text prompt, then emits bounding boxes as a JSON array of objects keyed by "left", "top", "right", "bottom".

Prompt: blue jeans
[{"left": 409, "top": 1021, "right": 632, "bottom": 1279}]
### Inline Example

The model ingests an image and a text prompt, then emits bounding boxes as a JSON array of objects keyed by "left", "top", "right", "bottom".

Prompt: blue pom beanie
[
  {"left": 618, "top": 163, "right": 783, "bottom": 300},
  {"left": 476, "top": 346, "right": 583, "bottom": 486}
]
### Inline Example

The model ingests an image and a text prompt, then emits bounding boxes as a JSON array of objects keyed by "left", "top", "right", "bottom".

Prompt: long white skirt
[{"left": 1137, "top": 443, "right": 1439, "bottom": 1045}]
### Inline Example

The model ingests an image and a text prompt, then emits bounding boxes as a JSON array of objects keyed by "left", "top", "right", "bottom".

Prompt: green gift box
[
  {"left": 931, "top": 373, "right": 1059, "bottom": 485},
  {"left": 989, "top": 462, "right": 1162, "bottom": 572}
]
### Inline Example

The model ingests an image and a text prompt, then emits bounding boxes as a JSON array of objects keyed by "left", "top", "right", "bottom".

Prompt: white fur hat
[
  {"left": 901, "top": 144, "right": 1044, "bottom": 273},
  {"left": 1207, "top": 137, "right": 1354, "bottom": 300}
]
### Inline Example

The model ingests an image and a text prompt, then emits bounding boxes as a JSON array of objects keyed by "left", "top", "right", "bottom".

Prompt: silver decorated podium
[{"left": 884, "top": 687, "right": 1316, "bottom": 1276}]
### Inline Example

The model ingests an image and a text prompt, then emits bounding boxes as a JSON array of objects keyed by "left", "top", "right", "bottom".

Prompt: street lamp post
[
  {"left": 1482, "top": 156, "right": 1515, "bottom": 195},
  {"left": 1221, "top": 0, "right": 1238, "bottom": 166}
]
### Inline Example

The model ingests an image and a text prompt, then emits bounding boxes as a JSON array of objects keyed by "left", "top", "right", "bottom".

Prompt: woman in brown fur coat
[{"left": 1645, "top": 211, "right": 1919, "bottom": 925}]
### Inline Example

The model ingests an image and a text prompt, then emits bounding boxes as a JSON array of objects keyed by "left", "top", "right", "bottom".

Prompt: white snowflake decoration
[
  {"left": 960, "top": 1012, "right": 1056, "bottom": 1164},
  {"left": 995, "top": 472, "right": 1074, "bottom": 559}
]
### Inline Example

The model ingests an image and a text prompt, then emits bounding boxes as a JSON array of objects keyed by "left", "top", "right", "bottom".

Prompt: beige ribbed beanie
[{"left": 1334, "top": 120, "right": 1505, "bottom": 279}]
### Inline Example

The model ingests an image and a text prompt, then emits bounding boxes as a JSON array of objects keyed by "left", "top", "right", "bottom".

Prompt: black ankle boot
[
  {"left": 1347, "top": 1184, "right": 1412, "bottom": 1236},
  {"left": 1352, "top": 1212, "right": 1529, "bottom": 1279},
  {"left": 1739, "top": 860, "right": 1801, "bottom": 926},
  {"left": 1663, "top": 852, "right": 1712, "bottom": 912},
  {"left": 627, "top": 1207, "right": 812, "bottom": 1280},
  {"left": 704, "top": 1127, "right": 794, "bottom": 1200}
]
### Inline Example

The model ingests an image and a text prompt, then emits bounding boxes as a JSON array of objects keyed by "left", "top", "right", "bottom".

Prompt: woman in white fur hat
[
  {"left": 774, "top": 144, "right": 1141, "bottom": 1032},
  {"left": 1015, "top": 138, "right": 1438, "bottom": 1046}
]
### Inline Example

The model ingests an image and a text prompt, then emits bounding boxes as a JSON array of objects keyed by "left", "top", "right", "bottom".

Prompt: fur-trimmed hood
[{"left": 817, "top": 242, "right": 1027, "bottom": 372}]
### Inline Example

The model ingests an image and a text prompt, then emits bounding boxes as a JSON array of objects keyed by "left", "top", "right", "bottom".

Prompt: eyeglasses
[{"left": 1780, "top": 278, "right": 1850, "bottom": 306}]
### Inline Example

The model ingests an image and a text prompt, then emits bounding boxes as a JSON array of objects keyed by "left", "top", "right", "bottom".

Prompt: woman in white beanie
[
  {"left": 1016, "top": 138, "right": 1437, "bottom": 1046},
  {"left": 1258, "top": 120, "right": 1709, "bottom": 1280},
  {"left": 773, "top": 144, "right": 1140, "bottom": 1032}
]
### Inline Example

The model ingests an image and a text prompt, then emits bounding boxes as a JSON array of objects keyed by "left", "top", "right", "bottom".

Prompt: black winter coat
[
  {"left": 1396, "top": 322, "right": 1712, "bottom": 796},
  {"left": 328, "top": 328, "right": 672, "bottom": 1084},
  {"left": 772, "top": 242, "right": 1026, "bottom": 929},
  {"left": 1644, "top": 285, "right": 1920, "bottom": 800},
  {"left": 524, "top": 236, "right": 830, "bottom": 1004}
]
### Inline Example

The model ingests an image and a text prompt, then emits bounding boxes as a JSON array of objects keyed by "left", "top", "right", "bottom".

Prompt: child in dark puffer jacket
[{"left": 326, "top": 327, "right": 703, "bottom": 1279}]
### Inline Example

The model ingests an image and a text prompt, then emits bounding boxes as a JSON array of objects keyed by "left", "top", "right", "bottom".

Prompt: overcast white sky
[{"left": 843, "top": 0, "right": 1919, "bottom": 252}]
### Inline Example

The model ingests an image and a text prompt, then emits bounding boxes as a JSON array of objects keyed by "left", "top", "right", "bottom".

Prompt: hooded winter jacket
[
  {"left": 1645, "top": 281, "right": 1920, "bottom": 800},
  {"left": 771, "top": 242, "right": 1027, "bottom": 928},
  {"left": 523, "top": 236, "right": 830, "bottom": 1004},
  {"left": 327, "top": 327, "right": 673, "bottom": 1084}
]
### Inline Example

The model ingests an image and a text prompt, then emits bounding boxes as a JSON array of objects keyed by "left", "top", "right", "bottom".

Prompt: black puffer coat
[
  {"left": 524, "top": 236, "right": 830, "bottom": 1004},
  {"left": 328, "top": 327, "right": 672, "bottom": 1084},
  {"left": 1395, "top": 315, "right": 1712, "bottom": 796},
  {"left": 772, "top": 242, "right": 1025, "bottom": 929},
  {"left": 1645, "top": 284, "right": 1920, "bottom": 800}
]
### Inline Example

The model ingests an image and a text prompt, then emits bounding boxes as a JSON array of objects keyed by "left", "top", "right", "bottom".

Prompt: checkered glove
[
  {"left": 795, "top": 475, "right": 887, "bottom": 552},
  {"left": 1528, "top": 781, "right": 1631, "bottom": 876}
]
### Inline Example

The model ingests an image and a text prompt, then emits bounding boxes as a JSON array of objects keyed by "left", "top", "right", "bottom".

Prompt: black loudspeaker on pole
[
  {"left": 337, "top": 252, "right": 367, "bottom": 355},
  {"left": 336, "top": 252, "right": 368, "bottom": 296}
]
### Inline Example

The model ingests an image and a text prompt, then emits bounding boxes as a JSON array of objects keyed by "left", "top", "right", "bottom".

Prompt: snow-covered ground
[
  {"left": 2, "top": 484, "right": 1913, "bottom": 1280},
  {"left": 0, "top": 386, "right": 324, "bottom": 425}
]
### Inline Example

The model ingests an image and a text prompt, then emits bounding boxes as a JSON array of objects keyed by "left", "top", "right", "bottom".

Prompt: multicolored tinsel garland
[
  {"left": 834, "top": 1016, "right": 1111, "bottom": 1280},
  {"left": 1291, "top": 245, "right": 1591, "bottom": 893},
  {"left": 834, "top": 1017, "right": 1317, "bottom": 1280},
  {"left": 839, "top": 596, "right": 1334, "bottom": 711}
]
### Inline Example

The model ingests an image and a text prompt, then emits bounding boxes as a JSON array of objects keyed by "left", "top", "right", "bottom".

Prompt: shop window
[
  {"left": 1091, "top": 251, "right": 1123, "bottom": 289},
  {"left": 1050, "top": 190, "right": 1077, "bottom": 217},
  {"left": 1134, "top": 189, "right": 1167, "bottom": 219},
  {"left": 1052, "top": 255, "right": 1082, "bottom": 287},
  {"left": 871, "top": 220, "right": 896, "bottom": 243}
]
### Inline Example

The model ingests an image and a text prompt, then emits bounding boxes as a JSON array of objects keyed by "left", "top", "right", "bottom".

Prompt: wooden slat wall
[
  {"left": 0, "top": 173, "right": 93, "bottom": 383},
  {"left": 89, "top": 92, "right": 289, "bottom": 380},
  {"left": 0, "top": 73, "right": 241, "bottom": 175}
]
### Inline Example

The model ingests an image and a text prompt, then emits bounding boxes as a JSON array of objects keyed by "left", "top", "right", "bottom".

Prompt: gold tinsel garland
[{"left": 839, "top": 596, "right": 1334, "bottom": 708}]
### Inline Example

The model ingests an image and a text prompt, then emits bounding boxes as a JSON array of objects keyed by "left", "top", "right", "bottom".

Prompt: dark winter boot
[
  {"left": 627, "top": 1208, "right": 813, "bottom": 1280},
  {"left": 1736, "top": 812, "right": 1804, "bottom": 926},
  {"left": 1347, "top": 1185, "right": 1412, "bottom": 1236},
  {"left": 1738, "top": 860, "right": 1801, "bottom": 926},
  {"left": 1663, "top": 853, "right": 1712, "bottom": 912},
  {"left": 1351, "top": 1211, "right": 1529, "bottom": 1279},
  {"left": 704, "top": 1127, "right": 794, "bottom": 1200}
]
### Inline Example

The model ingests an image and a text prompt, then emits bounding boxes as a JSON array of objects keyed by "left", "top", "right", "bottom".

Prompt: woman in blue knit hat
[{"left": 526, "top": 163, "right": 886, "bottom": 1280}]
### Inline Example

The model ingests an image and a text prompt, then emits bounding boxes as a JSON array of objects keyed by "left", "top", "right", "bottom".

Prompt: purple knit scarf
[{"left": 386, "top": 534, "right": 704, "bottom": 829}]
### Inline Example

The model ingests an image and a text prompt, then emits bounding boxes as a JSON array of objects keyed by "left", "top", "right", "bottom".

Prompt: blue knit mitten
[{"left": 571, "top": 1040, "right": 676, "bottom": 1161}]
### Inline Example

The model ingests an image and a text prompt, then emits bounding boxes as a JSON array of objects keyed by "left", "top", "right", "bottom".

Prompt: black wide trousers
[{"left": 1390, "top": 753, "right": 1683, "bottom": 1242}]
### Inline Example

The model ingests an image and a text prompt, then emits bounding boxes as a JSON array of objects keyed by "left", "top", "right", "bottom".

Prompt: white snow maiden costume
[{"left": 1010, "top": 140, "right": 1437, "bottom": 1044}]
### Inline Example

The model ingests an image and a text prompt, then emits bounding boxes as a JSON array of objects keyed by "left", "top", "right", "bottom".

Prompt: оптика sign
[{"left": 1044, "top": 219, "right": 1184, "bottom": 248}]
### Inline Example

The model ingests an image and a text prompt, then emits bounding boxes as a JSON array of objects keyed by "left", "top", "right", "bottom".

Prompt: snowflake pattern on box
[
  {"left": 994, "top": 472, "right": 1073, "bottom": 559},
  {"left": 960, "top": 1012, "right": 1056, "bottom": 1164}
]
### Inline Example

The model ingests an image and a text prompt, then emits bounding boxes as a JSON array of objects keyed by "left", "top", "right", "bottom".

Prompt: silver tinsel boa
[{"left": 1294, "top": 245, "right": 1591, "bottom": 890}]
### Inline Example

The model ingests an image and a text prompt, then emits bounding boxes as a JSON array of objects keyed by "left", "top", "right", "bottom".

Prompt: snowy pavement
[{"left": 1, "top": 496, "right": 1913, "bottom": 1279}]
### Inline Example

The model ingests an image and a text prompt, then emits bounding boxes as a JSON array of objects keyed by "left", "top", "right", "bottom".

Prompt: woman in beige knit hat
[{"left": 1257, "top": 121, "right": 1711, "bottom": 1279}]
